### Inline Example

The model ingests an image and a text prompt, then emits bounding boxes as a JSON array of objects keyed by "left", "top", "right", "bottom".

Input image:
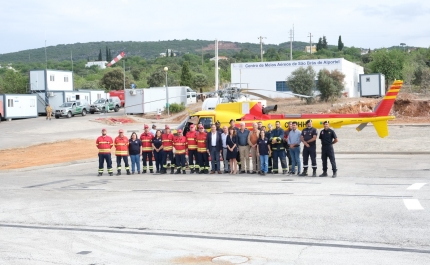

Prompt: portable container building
[
  {"left": 124, "top": 87, "right": 187, "bottom": 114},
  {"left": 36, "top": 91, "right": 90, "bottom": 114},
  {"left": 359, "top": 74, "right": 386, "bottom": 97},
  {"left": 0, "top": 94, "right": 38, "bottom": 120}
]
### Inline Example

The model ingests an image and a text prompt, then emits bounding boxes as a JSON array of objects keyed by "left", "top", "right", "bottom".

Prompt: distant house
[
  {"left": 360, "top": 49, "right": 370, "bottom": 55},
  {"left": 85, "top": 61, "right": 108, "bottom": 69},
  {"left": 0, "top": 64, "right": 18, "bottom": 72},
  {"left": 304, "top": 45, "right": 317, "bottom": 53},
  {"left": 210, "top": 56, "right": 229, "bottom": 61},
  {"left": 160, "top": 49, "right": 178, "bottom": 57}
]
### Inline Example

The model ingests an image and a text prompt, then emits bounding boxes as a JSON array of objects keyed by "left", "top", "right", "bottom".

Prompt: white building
[
  {"left": 30, "top": 70, "right": 74, "bottom": 92},
  {"left": 85, "top": 61, "right": 108, "bottom": 69},
  {"left": 0, "top": 94, "right": 38, "bottom": 120},
  {"left": 231, "top": 58, "right": 364, "bottom": 98}
]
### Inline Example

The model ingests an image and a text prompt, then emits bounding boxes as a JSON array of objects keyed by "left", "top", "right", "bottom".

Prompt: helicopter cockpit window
[{"left": 199, "top": 117, "right": 213, "bottom": 130}]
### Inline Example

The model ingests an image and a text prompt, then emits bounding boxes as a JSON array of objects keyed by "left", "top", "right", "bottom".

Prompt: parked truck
[
  {"left": 55, "top": 100, "right": 90, "bottom": 119},
  {"left": 90, "top": 97, "right": 121, "bottom": 114}
]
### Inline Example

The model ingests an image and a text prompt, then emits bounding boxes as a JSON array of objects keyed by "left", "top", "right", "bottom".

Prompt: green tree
[
  {"left": 322, "top": 36, "right": 328, "bottom": 49},
  {"left": 1, "top": 70, "right": 28, "bottom": 94},
  {"left": 180, "top": 61, "right": 193, "bottom": 87},
  {"left": 337, "top": 35, "right": 344, "bottom": 51},
  {"left": 369, "top": 50, "right": 405, "bottom": 87},
  {"left": 286, "top": 66, "right": 316, "bottom": 104},
  {"left": 147, "top": 71, "right": 165, "bottom": 87},
  {"left": 316, "top": 37, "right": 323, "bottom": 51},
  {"left": 317, "top": 69, "right": 345, "bottom": 102},
  {"left": 170, "top": 50, "right": 174, "bottom": 57},
  {"left": 131, "top": 68, "right": 142, "bottom": 80},
  {"left": 108, "top": 49, "right": 112, "bottom": 62},
  {"left": 98, "top": 49, "right": 102, "bottom": 61},
  {"left": 193, "top": 73, "right": 208, "bottom": 93},
  {"left": 99, "top": 69, "right": 130, "bottom": 90},
  {"left": 105, "top": 47, "right": 109, "bottom": 61}
]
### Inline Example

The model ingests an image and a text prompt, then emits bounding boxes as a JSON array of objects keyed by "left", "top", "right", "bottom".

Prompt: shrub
[{"left": 168, "top": 102, "right": 185, "bottom": 113}]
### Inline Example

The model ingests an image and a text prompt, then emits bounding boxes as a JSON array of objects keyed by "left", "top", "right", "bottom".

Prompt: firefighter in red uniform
[
  {"left": 173, "top": 129, "right": 187, "bottom": 174},
  {"left": 140, "top": 124, "right": 154, "bottom": 173},
  {"left": 114, "top": 129, "right": 130, "bottom": 175},
  {"left": 196, "top": 124, "right": 209, "bottom": 174},
  {"left": 161, "top": 125, "right": 175, "bottom": 174},
  {"left": 185, "top": 124, "right": 198, "bottom": 174},
  {"left": 96, "top": 128, "right": 114, "bottom": 176}
]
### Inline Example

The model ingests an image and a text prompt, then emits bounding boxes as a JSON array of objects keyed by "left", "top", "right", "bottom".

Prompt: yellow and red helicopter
[{"left": 178, "top": 80, "right": 403, "bottom": 138}]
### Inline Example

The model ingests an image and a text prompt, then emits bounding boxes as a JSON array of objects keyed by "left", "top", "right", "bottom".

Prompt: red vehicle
[{"left": 109, "top": 90, "right": 125, "bottom": 107}]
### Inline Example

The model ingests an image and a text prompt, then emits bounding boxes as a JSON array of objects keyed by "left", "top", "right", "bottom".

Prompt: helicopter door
[{"left": 198, "top": 116, "right": 214, "bottom": 130}]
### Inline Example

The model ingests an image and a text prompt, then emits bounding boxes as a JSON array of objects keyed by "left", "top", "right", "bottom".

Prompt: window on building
[
  {"left": 276, "top": 81, "right": 291, "bottom": 92},
  {"left": 8, "top": 99, "right": 13, "bottom": 107},
  {"left": 30, "top": 99, "right": 35, "bottom": 107},
  {"left": 97, "top": 94, "right": 102, "bottom": 99},
  {"left": 64, "top": 76, "right": 69, "bottom": 82},
  {"left": 76, "top": 95, "right": 80, "bottom": 100},
  {"left": 50, "top": 75, "right": 55, "bottom": 81}
]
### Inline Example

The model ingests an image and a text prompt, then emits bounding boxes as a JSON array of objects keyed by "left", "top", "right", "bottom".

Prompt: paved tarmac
[{"left": 0, "top": 154, "right": 429, "bottom": 264}]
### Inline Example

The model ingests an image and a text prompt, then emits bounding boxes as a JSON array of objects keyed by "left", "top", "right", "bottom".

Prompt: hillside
[{"left": 0, "top": 39, "right": 314, "bottom": 63}]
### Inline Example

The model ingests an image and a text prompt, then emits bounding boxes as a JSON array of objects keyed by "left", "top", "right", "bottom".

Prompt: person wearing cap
[
  {"left": 150, "top": 125, "right": 157, "bottom": 136},
  {"left": 287, "top": 121, "right": 302, "bottom": 175},
  {"left": 206, "top": 123, "right": 223, "bottom": 174},
  {"left": 128, "top": 132, "right": 142, "bottom": 174},
  {"left": 114, "top": 129, "right": 131, "bottom": 175},
  {"left": 196, "top": 124, "right": 209, "bottom": 174},
  {"left": 140, "top": 124, "right": 154, "bottom": 173},
  {"left": 96, "top": 128, "right": 114, "bottom": 176},
  {"left": 300, "top": 120, "right": 318, "bottom": 177},
  {"left": 215, "top": 121, "right": 223, "bottom": 134},
  {"left": 319, "top": 121, "right": 338, "bottom": 178},
  {"left": 161, "top": 125, "right": 175, "bottom": 174},
  {"left": 186, "top": 124, "right": 199, "bottom": 173},
  {"left": 173, "top": 129, "right": 187, "bottom": 174},
  {"left": 269, "top": 121, "right": 288, "bottom": 174}
]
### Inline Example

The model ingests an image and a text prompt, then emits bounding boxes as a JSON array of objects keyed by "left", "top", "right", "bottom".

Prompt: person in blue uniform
[
  {"left": 319, "top": 121, "right": 338, "bottom": 178},
  {"left": 299, "top": 120, "right": 318, "bottom": 177}
]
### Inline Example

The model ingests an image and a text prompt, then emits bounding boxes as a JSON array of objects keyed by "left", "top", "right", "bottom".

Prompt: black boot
[
  {"left": 98, "top": 172, "right": 103, "bottom": 177},
  {"left": 109, "top": 172, "right": 113, "bottom": 176},
  {"left": 143, "top": 170, "right": 147, "bottom": 173},
  {"left": 204, "top": 169, "right": 209, "bottom": 174},
  {"left": 175, "top": 169, "right": 181, "bottom": 174},
  {"left": 170, "top": 168, "right": 175, "bottom": 174},
  {"left": 126, "top": 170, "right": 131, "bottom": 175},
  {"left": 312, "top": 169, "right": 317, "bottom": 177},
  {"left": 150, "top": 169, "right": 153, "bottom": 173},
  {"left": 160, "top": 168, "right": 166, "bottom": 174},
  {"left": 116, "top": 170, "right": 121, "bottom": 176},
  {"left": 319, "top": 171, "right": 328, "bottom": 177},
  {"left": 190, "top": 169, "right": 195, "bottom": 174},
  {"left": 299, "top": 170, "right": 307, "bottom": 177},
  {"left": 182, "top": 170, "right": 186, "bottom": 174},
  {"left": 332, "top": 170, "right": 337, "bottom": 178}
]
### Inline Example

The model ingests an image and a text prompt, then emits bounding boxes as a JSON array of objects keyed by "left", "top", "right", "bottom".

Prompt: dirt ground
[{"left": 0, "top": 139, "right": 98, "bottom": 170}]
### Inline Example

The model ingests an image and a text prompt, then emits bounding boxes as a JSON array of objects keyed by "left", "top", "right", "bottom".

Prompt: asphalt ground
[
  {"left": 0, "top": 153, "right": 430, "bottom": 264},
  {"left": 1, "top": 113, "right": 430, "bottom": 264}
]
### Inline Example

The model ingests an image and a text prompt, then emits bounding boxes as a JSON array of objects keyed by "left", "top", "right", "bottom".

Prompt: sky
[{"left": 1, "top": 0, "right": 429, "bottom": 54}]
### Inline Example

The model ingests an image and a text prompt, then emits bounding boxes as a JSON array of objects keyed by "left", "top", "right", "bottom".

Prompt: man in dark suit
[{"left": 206, "top": 123, "right": 223, "bottom": 174}]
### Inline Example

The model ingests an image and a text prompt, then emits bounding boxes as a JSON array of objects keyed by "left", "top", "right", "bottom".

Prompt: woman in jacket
[{"left": 129, "top": 132, "right": 142, "bottom": 174}]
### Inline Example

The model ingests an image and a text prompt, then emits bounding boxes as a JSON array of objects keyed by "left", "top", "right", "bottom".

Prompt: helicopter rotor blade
[
  {"left": 240, "top": 91, "right": 278, "bottom": 102},
  {"left": 243, "top": 88, "right": 315, "bottom": 98}
]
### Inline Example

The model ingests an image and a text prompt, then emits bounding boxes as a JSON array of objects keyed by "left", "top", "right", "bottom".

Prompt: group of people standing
[{"left": 95, "top": 119, "right": 338, "bottom": 178}]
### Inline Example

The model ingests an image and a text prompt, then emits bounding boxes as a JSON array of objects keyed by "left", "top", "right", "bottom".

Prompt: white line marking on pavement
[
  {"left": 407, "top": 183, "right": 427, "bottom": 190},
  {"left": 403, "top": 199, "right": 424, "bottom": 210}
]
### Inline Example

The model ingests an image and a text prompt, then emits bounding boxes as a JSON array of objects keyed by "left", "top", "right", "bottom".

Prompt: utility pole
[
  {"left": 308, "top": 33, "right": 313, "bottom": 54},
  {"left": 71, "top": 51, "right": 73, "bottom": 73},
  {"left": 44, "top": 40, "right": 47, "bottom": 69},
  {"left": 258, "top": 36, "right": 266, "bottom": 62},
  {"left": 215, "top": 39, "right": 219, "bottom": 92},
  {"left": 293, "top": 24, "right": 295, "bottom": 42},
  {"left": 289, "top": 29, "right": 293, "bottom": 60}
]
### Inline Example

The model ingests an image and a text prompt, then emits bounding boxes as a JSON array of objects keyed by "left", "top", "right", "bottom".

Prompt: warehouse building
[{"left": 231, "top": 58, "right": 364, "bottom": 98}]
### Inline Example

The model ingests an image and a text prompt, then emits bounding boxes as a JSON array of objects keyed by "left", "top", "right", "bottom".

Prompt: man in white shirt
[{"left": 206, "top": 124, "right": 222, "bottom": 174}]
